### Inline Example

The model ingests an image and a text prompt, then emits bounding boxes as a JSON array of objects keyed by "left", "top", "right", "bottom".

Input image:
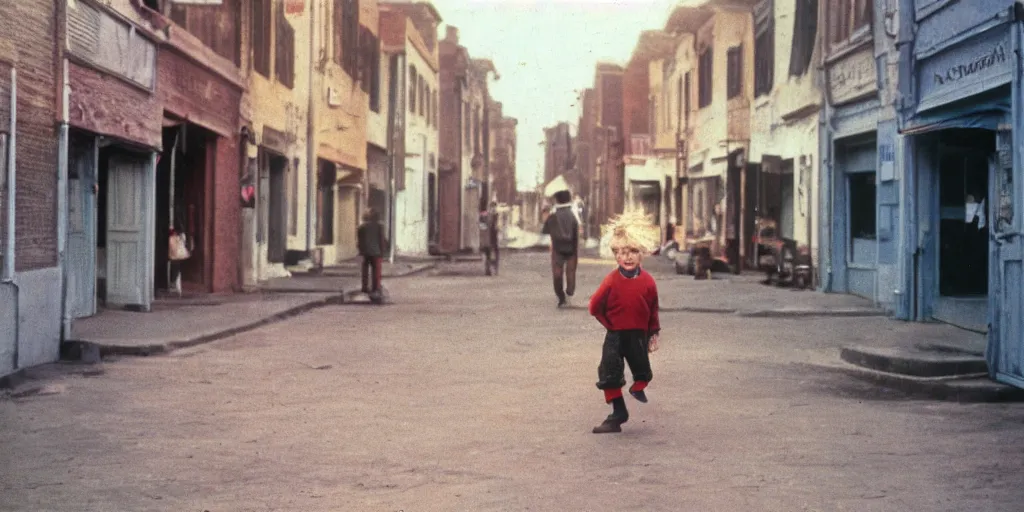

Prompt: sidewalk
[
  {"left": 66, "top": 293, "right": 340, "bottom": 358},
  {"left": 258, "top": 258, "right": 435, "bottom": 293}
]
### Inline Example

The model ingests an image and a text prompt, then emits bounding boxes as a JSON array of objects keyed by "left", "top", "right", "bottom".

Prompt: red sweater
[{"left": 588, "top": 268, "right": 660, "bottom": 334}]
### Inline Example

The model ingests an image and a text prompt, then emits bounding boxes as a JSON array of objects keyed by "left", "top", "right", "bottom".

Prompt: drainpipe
[
  {"left": 894, "top": 0, "right": 916, "bottom": 320},
  {"left": 305, "top": 0, "right": 317, "bottom": 254},
  {"left": 3, "top": 67, "right": 19, "bottom": 371},
  {"left": 818, "top": 3, "right": 837, "bottom": 293},
  {"left": 386, "top": 54, "right": 400, "bottom": 263},
  {"left": 58, "top": 59, "right": 71, "bottom": 341}
]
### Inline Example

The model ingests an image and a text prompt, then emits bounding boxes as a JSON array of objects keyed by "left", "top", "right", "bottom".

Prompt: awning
[{"left": 900, "top": 88, "right": 1010, "bottom": 135}]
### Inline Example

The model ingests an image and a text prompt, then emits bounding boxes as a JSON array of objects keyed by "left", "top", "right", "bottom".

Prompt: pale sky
[{"left": 429, "top": 0, "right": 687, "bottom": 191}]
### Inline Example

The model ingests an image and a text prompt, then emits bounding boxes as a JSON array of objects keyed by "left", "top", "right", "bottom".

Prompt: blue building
[
  {"left": 898, "top": 0, "right": 1024, "bottom": 388},
  {"left": 818, "top": 1, "right": 902, "bottom": 313},
  {"left": 821, "top": 0, "right": 1024, "bottom": 388}
]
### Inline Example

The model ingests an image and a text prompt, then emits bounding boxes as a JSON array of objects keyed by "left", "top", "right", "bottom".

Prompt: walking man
[
  {"left": 542, "top": 189, "right": 580, "bottom": 307},
  {"left": 480, "top": 201, "right": 500, "bottom": 276},
  {"left": 357, "top": 208, "right": 388, "bottom": 300}
]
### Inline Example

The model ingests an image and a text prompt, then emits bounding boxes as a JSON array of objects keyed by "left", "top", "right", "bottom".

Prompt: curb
[
  {"left": 840, "top": 345, "right": 988, "bottom": 378},
  {"left": 62, "top": 294, "right": 345, "bottom": 359},
  {"left": 656, "top": 306, "right": 887, "bottom": 318},
  {"left": 736, "top": 308, "right": 888, "bottom": 318},
  {"left": 802, "top": 361, "right": 1024, "bottom": 403}
]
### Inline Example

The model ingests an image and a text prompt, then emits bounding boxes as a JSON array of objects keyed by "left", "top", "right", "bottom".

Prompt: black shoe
[
  {"left": 630, "top": 390, "right": 648, "bottom": 403},
  {"left": 592, "top": 411, "right": 628, "bottom": 434},
  {"left": 557, "top": 298, "right": 567, "bottom": 308},
  {"left": 592, "top": 418, "right": 622, "bottom": 434}
]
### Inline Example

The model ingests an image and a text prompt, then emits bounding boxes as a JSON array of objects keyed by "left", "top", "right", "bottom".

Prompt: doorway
[
  {"left": 930, "top": 129, "right": 992, "bottom": 331},
  {"left": 155, "top": 123, "right": 212, "bottom": 294},
  {"left": 937, "top": 130, "right": 991, "bottom": 297},
  {"left": 427, "top": 172, "right": 439, "bottom": 249},
  {"left": 264, "top": 152, "right": 288, "bottom": 264}
]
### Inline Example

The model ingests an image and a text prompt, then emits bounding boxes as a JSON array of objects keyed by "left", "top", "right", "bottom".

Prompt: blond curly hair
[{"left": 603, "top": 210, "right": 662, "bottom": 254}]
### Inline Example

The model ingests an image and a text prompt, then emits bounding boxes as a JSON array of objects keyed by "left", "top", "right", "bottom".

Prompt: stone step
[
  {"left": 808, "top": 360, "right": 1024, "bottom": 403},
  {"left": 840, "top": 345, "right": 988, "bottom": 378}
]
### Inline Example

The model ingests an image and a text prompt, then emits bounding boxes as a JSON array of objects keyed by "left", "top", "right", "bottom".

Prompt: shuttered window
[
  {"left": 252, "top": 0, "right": 271, "bottom": 77},
  {"left": 754, "top": 0, "right": 774, "bottom": 97},
  {"left": 275, "top": 4, "right": 295, "bottom": 88},
  {"left": 697, "top": 48, "right": 713, "bottom": 108},
  {"left": 789, "top": 0, "right": 818, "bottom": 76},
  {"left": 727, "top": 46, "right": 743, "bottom": 99}
]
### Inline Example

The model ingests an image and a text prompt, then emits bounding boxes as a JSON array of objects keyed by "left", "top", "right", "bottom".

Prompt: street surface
[{"left": 3, "top": 252, "right": 1024, "bottom": 511}]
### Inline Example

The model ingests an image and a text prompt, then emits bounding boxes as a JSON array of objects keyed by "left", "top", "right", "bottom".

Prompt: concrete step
[
  {"left": 840, "top": 345, "right": 988, "bottom": 378},
  {"left": 808, "top": 360, "right": 1024, "bottom": 403}
]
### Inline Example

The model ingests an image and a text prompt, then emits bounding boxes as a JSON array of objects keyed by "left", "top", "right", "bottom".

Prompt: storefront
[
  {"left": 820, "top": 43, "right": 902, "bottom": 310},
  {"left": 63, "top": 0, "right": 162, "bottom": 317},
  {"left": 157, "top": 42, "right": 244, "bottom": 294},
  {"left": 898, "top": 1, "right": 1023, "bottom": 387}
]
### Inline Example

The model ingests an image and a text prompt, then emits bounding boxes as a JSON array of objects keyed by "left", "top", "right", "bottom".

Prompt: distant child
[
  {"left": 357, "top": 208, "right": 388, "bottom": 296},
  {"left": 588, "top": 211, "right": 661, "bottom": 434}
]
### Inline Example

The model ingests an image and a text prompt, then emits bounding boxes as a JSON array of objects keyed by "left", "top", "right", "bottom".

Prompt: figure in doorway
[
  {"left": 357, "top": 208, "right": 389, "bottom": 301},
  {"left": 542, "top": 189, "right": 580, "bottom": 307}
]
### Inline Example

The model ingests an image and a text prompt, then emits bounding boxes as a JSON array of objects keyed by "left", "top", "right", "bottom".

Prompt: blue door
[
  {"left": 66, "top": 135, "right": 97, "bottom": 318},
  {"left": 988, "top": 128, "right": 1024, "bottom": 388}
]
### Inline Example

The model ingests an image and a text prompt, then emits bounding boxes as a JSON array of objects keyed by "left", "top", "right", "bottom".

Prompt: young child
[{"left": 588, "top": 211, "right": 661, "bottom": 434}]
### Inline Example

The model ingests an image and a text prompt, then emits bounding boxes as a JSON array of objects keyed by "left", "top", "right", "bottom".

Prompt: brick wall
[
  {"left": 0, "top": 1, "right": 58, "bottom": 271},
  {"left": 622, "top": 59, "right": 650, "bottom": 145},
  {"left": 212, "top": 135, "right": 240, "bottom": 293},
  {"left": 69, "top": 62, "right": 162, "bottom": 149},
  {"left": 159, "top": 50, "right": 241, "bottom": 139}
]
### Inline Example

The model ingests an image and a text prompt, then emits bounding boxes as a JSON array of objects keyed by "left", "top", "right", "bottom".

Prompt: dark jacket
[
  {"left": 542, "top": 204, "right": 579, "bottom": 255},
  {"left": 357, "top": 221, "right": 387, "bottom": 258}
]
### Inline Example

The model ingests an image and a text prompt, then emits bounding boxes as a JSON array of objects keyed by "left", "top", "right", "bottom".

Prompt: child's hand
[{"left": 648, "top": 333, "right": 660, "bottom": 353}]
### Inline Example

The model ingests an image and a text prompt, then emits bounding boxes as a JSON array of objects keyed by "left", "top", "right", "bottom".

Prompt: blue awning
[{"left": 900, "top": 89, "right": 1011, "bottom": 135}]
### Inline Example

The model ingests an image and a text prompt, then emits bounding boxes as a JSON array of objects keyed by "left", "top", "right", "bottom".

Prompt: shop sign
[
  {"left": 826, "top": 48, "right": 877, "bottom": 106},
  {"left": 917, "top": 28, "right": 1012, "bottom": 109}
]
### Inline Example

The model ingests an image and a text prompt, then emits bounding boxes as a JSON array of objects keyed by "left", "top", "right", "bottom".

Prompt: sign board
[
  {"left": 916, "top": 27, "right": 1012, "bottom": 112},
  {"left": 284, "top": 0, "right": 305, "bottom": 15},
  {"left": 66, "top": 1, "right": 156, "bottom": 90},
  {"left": 826, "top": 48, "right": 877, "bottom": 106}
]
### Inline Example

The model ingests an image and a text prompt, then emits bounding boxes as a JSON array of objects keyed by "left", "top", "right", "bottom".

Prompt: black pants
[
  {"left": 484, "top": 246, "right": 499, "bottom": 275},
  {"left": 551, "top": 250, "right": 578, "bottom": 301},
  {"left": 361, "top": 256, "right": 382, "bottom": 292},
  {"left": 596, "top": 329, "right": 653, "bottom": 390}
]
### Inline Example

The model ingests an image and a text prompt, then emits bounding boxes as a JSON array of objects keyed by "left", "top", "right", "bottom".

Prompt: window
[
  {"left": 829, "top": 0, "right": 872, "bottom": 48},
  {"left": 274, "top": 4, "right": 295, "bottom": 88},
  {"left": 425, "top": 85, "right": 432, "bottom": 123},
  {"left": 727, "top": 46, "right": 743, "bottom": 99},
  {"left": 473, "top": 107, "right": 481, "bottom": 155},
  {"left": 789, "top": 0, "right": 818, "bottom": 76},
  {"left": 317, "top": 160, "right": 336, "bottom": 245},
  {"left": 698, "top": 48, "right": 713, "bottom": 108},
  {"left": 334, "top": 0, "right": 358, "bottom": 76},
  {"left": 408, "top": 66, "right": 417, "bottom": 112},
  {"left": 464, "top": 103, "right": 471, "bottom": 147},
  {"left": 754, "top": 0, "right": 774, "bottom": 97},
  {"left": 848, "top": 171, "right": 877, "bottom": 261},
  {"left": 419, "top": 81, "right": 425, "bottom": 117},
  {"left": 252, "top": 0, "right": 271, "bottom": 77},
  {"left": 676, "top": 76, "right": 683, "bottom": 130},
  {"left": 363, "top": 28, "right": 381, "bottom": 112},
  {"left": 683, "top": 72, "right": 691, "bottom": 129}
]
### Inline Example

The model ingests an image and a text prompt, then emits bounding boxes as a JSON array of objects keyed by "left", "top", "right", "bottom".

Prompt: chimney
[{"left": 445, "top": 26, "right": 459, "bottom": 44}]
